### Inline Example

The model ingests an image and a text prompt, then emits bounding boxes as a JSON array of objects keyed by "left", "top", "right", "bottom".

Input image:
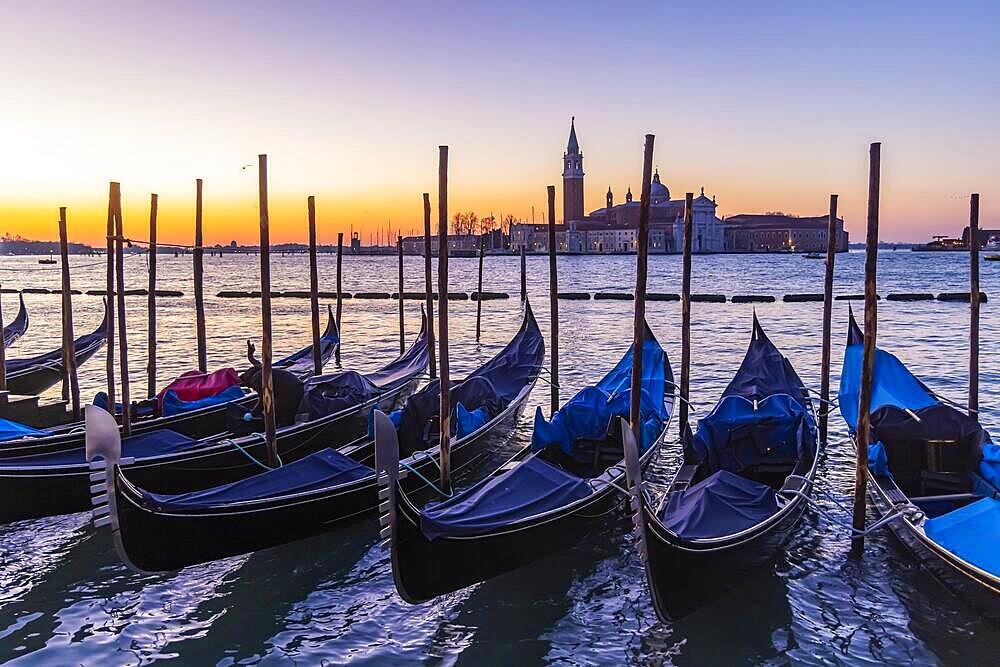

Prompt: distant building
[
  {"left": 963, "top": 227, "right": 1000, "bottom": 248},
  {"left": 724, "top": 214, "right": 848, "bottom": 252},
  {"left": 399, "top": 233, "right": 483, "bottom": 256}
]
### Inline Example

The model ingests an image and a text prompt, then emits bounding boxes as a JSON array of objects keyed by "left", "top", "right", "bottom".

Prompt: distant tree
[
  {"left": 480, "top": 214, "right": 496, "bottom": 235},
  {"left": 501, "top": 214, "right": 517, "bottom": 236}
]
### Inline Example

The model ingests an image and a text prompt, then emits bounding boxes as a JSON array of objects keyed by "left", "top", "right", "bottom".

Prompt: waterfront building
[{"left": 723, "top": 214, "right": 848, "bottom": 252}]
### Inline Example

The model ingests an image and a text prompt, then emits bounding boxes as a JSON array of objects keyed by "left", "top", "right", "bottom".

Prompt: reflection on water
[{"left": 1, "top": 251, "right": 998, "bottom": 664}]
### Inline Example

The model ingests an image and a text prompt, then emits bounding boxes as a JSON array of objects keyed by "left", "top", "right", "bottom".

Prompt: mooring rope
[
  {"left": 221, "top": 436, "right": 282, "bottom": 471},
  {"left": 401, "top": 449, "right": 452, "bottom": 498}
]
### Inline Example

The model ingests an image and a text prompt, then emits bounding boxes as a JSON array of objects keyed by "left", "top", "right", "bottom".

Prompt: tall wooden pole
[
  {"left": 520, "top": 243, "right": 527, "bottom": 301},
  {"left": 58, "top": 208, "right": 80, "bottom": 418},
  {"left": 307, "top": 196, "right": 322, "bottom": 376},
  {"left": 257, "top": 155, "right": 278, "bottom": 466},
  {"left": 398, "top": 234, "right": 405, "bottom": 354},
  {"left": 105, "top": 183, "right": 117, "bottom": 413},
  {"left": 437, "top": 146, "right": 451, "bottom": 491},
  {"left": 114, "top": 195, "right": 132, "bottom": 436},
  {"left": 335, "top": 232, "right": 343, "bottom": 365},
  {"left": 422, "top": 193, "right": 437, "bottom": 379},
  {"left": 969, "top": 193, "right": 980, "bottom": 415},
  {"left": 147, "top": 194, "right": 158, "bottom": 398},
  {"left": 547, "top": 184, "right": 559, "bottom": 415},
  {"left": 475, "top": 236, "right": 485, "bottom": 341},
  {"left": 679, "top": 192, "right": 693, "bottom": 436},
  {"left": 0, "top": 286, "right": 6, "bottom": 392},
  {"left": 193, "top": 178, "right": 207, "bottom": 372},
  {"left": 819, "top": 194, "right": 839, "bottom": 448},
  {"left": 852, "top": 142, "right": 881, "bottom": 557},
  {"left": 630, "top": 135, "right": 655, "bottom": 439}
]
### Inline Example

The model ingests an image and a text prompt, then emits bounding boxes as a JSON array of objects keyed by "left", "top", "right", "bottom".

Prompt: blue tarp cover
[
  {"left": 9, "top": 428, "right": 198, "bottom": 467},
  {"left": 141, "top": 447, "right": 372, "bottom": 511},
  {"left": 924, "top": 497, "right": 1000, "bottom": 577},
  {"left": 869, "top": 441, "right": 891, "bottom": 477},
  {"left": 531, "top": 336, "right": 670, "bottom": 455},
  {"left": 421, "top": 456, "right": 591, "bottom": 540},
  {"left": 838, "top": 343, "right": 937, "bottom": 432},
  {"left": 162, "top": 385, "right": 246, "bottom": 416},
  {"left": 980, "top": 444, "right": 1000, "bottom": 489},
  {"left": 456, "top": 402, "right": 489, "bottom": 438},
  {"left": 661, "top": 469, "right": 779, "bottom": 540},
  {"left": 0, "top": 418, "right": 48, "bottom": 442}
]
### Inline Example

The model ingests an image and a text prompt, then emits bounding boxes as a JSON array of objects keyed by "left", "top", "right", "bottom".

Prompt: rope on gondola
[
  {"left": 536, "top": 366, "right": 560, "bottom": 389},
  {"left": 221, "top": 437, "right": 282, "bottom": 471},
  {"left": 403, "top": 449, "right": 452, "bottom": 498},
  {"left": 780, "top": 479, "right": 924, "bottom": 538}
]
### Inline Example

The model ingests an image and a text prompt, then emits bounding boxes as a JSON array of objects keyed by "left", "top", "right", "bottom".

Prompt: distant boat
[
  {"left": 985, "top": 255, "right": 1000, "bottom": 261},
  {"left": 38, "top": 258, "right": 56, "bottom": 265},
  {"left": 803, "top": 253, "right": 824, "bottom": 259}
]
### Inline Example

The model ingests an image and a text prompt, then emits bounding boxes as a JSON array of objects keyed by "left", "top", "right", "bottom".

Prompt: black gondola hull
[{"left": 641, "top": 494, "right": 808, "bottom": 620}]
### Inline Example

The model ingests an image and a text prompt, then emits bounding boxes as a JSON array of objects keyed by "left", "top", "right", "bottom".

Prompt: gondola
[
  {"left": 86, "top": 304, "right": 543, "bottom": 572},
  {"left": 839, "top": 309, "right": 1000, "bottom": 620},
  {"left": 0, "top": 305, "right": 339, "bottom": 462},
  {"left": 376, "top": 321, "right": 673, "bottom": 603},
  {"left": 0, "top": 311, "right": 418, "bottom": 524},
  {"left": 4, "top": 300, "right": 107, "bottom": 396},
  {"left": 3, "top": 293, "right": 29, "bottom": 349},
  {"left": 624, "top": 315, "right": 819, "bottom": 620}
]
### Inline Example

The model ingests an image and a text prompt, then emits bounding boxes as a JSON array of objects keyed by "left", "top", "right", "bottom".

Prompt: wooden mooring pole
[
  {"left": 679, "top": 192, "right": 693, "bottom": 436},
  {"left": 437, "top": 146, "right": 451, "bottom": 491},
  {"left": 547, "top": 184, "right": 559, "bottom": 415},
  {"left": 398, "top": 235, "right": 405, "bottom": 354},
  {"left": 520, "top": 244, "right": 527, "bottom": 301},
  {"left": 113, "top": 194, "right": 132, "bottom": 436},
  {"left": 0, "top": 286, "right": 6, "bottom": 392},
  {"left": 105, "top": 183, "right": 117, "bottom": 412},
  {"left": 58, "top": 207, "right": 80, "bottom": 419},
  {"left": 335, "top": 231, "right": 343, "bottom": 365},
  {"left": 194, "top": 178, "right": 207, "bottom": 372},
  {"left": 969, "top": 193, "right": 980, "bottom": 415},
  {"left": 475, "top": 236, "right": 484, "bottom": 341},
  {"left": 422, "top": 193, "right": 437, "bottom": 379},
  {"left": 819, "top": 194, "right": 839, "bottom": 448},
  {"left": 852, "top": 142, "right": 881, "bottom": 558},
  {"left": 307, "top": 196, "right": 322, "bottom": 376},
  {"left": 630, "top": 135, "right": 655, "bottom": 438},
  {"left": 257, "top": 155, "right": 278, "bottom": 466},
  {"left": 147, "top": 194, "right": 158, "bottom": 398}
]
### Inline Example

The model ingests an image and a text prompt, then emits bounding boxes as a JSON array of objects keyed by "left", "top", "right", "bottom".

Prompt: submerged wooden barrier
[
  {"left": 558, "top": 292, "right": 591, "bottom": 300},
  {"left": 731, "top": 295, "right": 775, "bottom": 303},
  {"left": 646, "top": 292, "right": 680, "bottom": 301},
  {"left": 783, "top": 293, "right": 824, "bottom": 302},
  {"left": 690, "top": 294, "right": 726, "bottom": 303},
  {"left": 937, "top": 292, "right": 988, "bottom": 303},
  {"left": 471, "top": 291, "right": 509, "bottom": 301},
  {"left": 886, "top": 292, "right": 934, "bottom": 302},
  {"left": 835, "top": 294, "right": 880, "bottom": 301},
  {"left": 354, "top": 292, "right": 392, "bottom": 299},
  {"left": 594, "top": 292, "right": 633, "bottom": 300}
]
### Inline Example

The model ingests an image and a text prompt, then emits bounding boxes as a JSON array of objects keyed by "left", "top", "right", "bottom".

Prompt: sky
[{"left": 1, "top": 0, "right": 998, "bottom": 246}]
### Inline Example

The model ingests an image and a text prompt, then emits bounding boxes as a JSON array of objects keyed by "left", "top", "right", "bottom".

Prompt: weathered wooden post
[
  {"left": 520, "top": 243, "right": 527, "bottom": 301},
  {"left": 547, "top": 184, "right": 559, "bottom": 415},
  {"left": 398, "top": 234, "right": 405, "bottom": 354},
  {"left": 437, "top": 146, "right": 451, "bottom": 491},
  {"left": 147, "top": 194, "right": 158, "bottom": 398},
  {"left": 969, "top": 193, "right": 980, "bottom": 415},
  {"left": 105, "top": 183, "right": 117, "bottom": 412},
  {"left": 0, "top": 286, "right": 6, "bottom": 392},
  {"left": 852, "top": 142, "right": 882, "bottom": 557},
  {"left": 113, "top": 194, "right": 132, "bottom": 436},
  {"left": 307, "top": 195, "right": 322, "bottom": 376},
  {"left": 335, "top": 231, "right": 343, "bottom": 365},
  {"left": 193, "top": 178, "right": 207, "bottom": 372},
  {"left": 475, "top": 236, "right": 485, "bottom": 341},
  {"left": 257, "top": 155, "right": 278, "bottom": 466},
  {"left": 422, "top": 193, "right": 437, "bottom": 379},
  {"left": 58, "top": 207, "right": 80, "bottom": 418},
  {"left": 679, "top": 192, "right": 693, "bottom": 436},
  {"left": 819, "top": 194, "right": 839, "bottom": 448},
  {"left": 630, "top": 135, "right": 655, "bottom": 439}
]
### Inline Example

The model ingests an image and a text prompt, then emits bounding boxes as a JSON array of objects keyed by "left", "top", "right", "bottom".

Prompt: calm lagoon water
[{"left": 1, "top": 250, "right": 998, "bottom": 665}]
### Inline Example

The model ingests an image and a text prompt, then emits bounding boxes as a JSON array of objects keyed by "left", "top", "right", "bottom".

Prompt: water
[{"left": 1, "top": 250, "right": 998, "bottom": 665}]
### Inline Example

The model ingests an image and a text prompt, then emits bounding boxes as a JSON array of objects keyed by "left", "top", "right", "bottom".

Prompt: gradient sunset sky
[{"left": 2, "top": 1, "right": 997, "bottom": 246}]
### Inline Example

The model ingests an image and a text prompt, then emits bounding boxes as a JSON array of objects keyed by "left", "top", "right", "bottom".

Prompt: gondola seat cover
[
  {"left": 0, "top": 418, "right": 48, "bottom": 442},
  {"left": 456, "top": 403, "right": 489, "bottom": 438},
  {"left": 162, "top": 384, "right": 246, "bottom": 417},
  {"left": 924, "top": 497, "right": 1000, "bottom": 577},
  {"left": 9, "top": 429, "right": 198, "bottom": 467},
  {"left": 661, "top": 470, "right": 779, "bottom": 540},
  {"left": 531, "top": 338, "right": 669, "bottom": 455},
  {"left": 420, "top": 457, "right": 590, "bottom": 540},
  {"left": 301, "top": 371, "right": 380, "bottom": 420},
  {"left": 156, "top": 368, "right": 240, "bottom": 415},
  {"left": 139, "top": 448, "right": 372, "bottom": 512}
]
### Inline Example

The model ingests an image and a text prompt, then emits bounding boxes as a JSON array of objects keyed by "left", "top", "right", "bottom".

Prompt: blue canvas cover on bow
[
  {"left": 139, "top": 447, "right": 372, "bottom": 512},
  {"left": 395, "top": 303, "right": 544, "bottom": 455},
  {"left": 924, "top": 497, "right": 1000, "bottom": 577},
  {"left": 420, "top": 457, "right": 590, "bottom": 540},
  {"left": 0, "top": 418, "right": 48, "bottom": 442},
  {"left": 661, "top": 469, "right": 779, "bottom": 540},
  {"left": 10, "top": 428, "right": 198, "bottom": 467},
  {"left": 531, "top": 322, "right": 671, "bottom": 455},
  {"left": 299, "top": 318, "right": 429, "bottom": 420},
  {"left": 162, "top": 385, "right": 246, "bottom": 416}
]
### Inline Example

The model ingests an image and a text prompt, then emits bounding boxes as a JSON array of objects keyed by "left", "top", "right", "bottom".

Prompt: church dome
[{"left": 650, "top": 169, "right": 670, "bottom": 203}]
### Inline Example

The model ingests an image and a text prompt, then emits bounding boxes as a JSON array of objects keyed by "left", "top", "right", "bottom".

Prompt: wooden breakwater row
[
  {"left": 2, "top": 288, "right": 185, "bottom": 297},
  {"left": 207, "top": 290, "right": 982, "bottom": 303}
]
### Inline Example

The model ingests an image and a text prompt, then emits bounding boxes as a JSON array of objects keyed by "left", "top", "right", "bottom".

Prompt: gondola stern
[
  {"left": 620, "top": 416, "right": 651, "bottom": 565},
  {"left": 373, "top": 409, "right": 401, "bottom": 553}
]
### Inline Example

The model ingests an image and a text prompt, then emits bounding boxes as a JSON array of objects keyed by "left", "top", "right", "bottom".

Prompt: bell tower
[{"left": 562, "top": 117, "right": 585, "bottom": 222}]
